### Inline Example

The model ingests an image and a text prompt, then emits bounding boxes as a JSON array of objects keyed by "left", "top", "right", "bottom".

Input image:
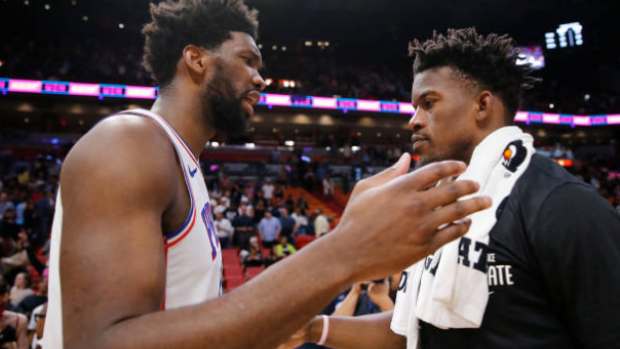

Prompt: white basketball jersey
[{"left": 44, "top": 108, "right": 223, "bottom": 348}]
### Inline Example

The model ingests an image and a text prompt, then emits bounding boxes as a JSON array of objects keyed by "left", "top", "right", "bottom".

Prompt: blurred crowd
[{"left": 1, "top": 38, "right": 618, "bottom": 115}]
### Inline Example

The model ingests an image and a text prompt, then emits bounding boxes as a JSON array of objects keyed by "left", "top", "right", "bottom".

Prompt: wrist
[{"left": 307, "top": 315, "right": 324, "bottom": 343}]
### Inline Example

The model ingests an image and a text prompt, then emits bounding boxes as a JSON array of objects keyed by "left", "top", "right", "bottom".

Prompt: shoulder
[
  {"left": 60, "top": 113, "right": 178, "bottom": 205},
  {"left": 513, "top": 156, "right": 620, "bottom": 248},
  {"left": 63, "top": 113, "right": 175, "bottom": 172},
  {"left": 510, "top": 154, "right": 589, "bottom": 222}
]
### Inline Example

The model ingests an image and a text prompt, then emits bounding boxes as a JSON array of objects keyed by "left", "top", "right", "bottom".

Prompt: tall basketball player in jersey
[{"left": 43, "top": 1, "right": 492, "bottom": 348}]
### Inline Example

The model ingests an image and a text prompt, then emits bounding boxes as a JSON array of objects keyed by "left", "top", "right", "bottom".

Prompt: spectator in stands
[
  {"left": 261, "top": 179, "right": 275, "bottom": 204},
  {"left": 0, "top": 192, "right": 14, "bottom": 220},
  {"left": 16, "top": 232, "right": 46, "bottom": 277},
  {"left": 296, "top": 193, "right": 309, "bottom": 212},
  {"left": 241, "top": 237, "right": 264, "bottom": 268},
  {"left": 253, "top": 189, "right": 268, "bottom": 209},
  {"left": 220, "top": 190, "right": 232, "bottom": 209},
  {"left": 253, "top": 200, "right": 266, "bottom": 224},
  {"left": 20, "top": 202, "right": 35, "bottom": 235},
  {"left": 232, "top": 205, "right": 254, "bottom": 251},
  {"left": 237, "top": 198, "right": 254, "bottom": 218},
  {"left": 28, "top": 303, "right": 46, "bottom": 349},
  {"left": 276, "top": 168, "right": 288, "bottom": 187},
  {"left": 15, "top": 272, "right": 47, "bottom": 320},
  {"left": 219, "top": 173, "right": 233, "bottom": 191},
  {"left": 258, "top": 210, "right": 281, "bottom": 248},
  {"left": 9, "top": 273, "right": 33, "bottom": 310},
  {"left": 1, "top": 238, "right": 29, "bottom": 275},
  {"left": 278, "top": 208, "right": 297, "bottom": 239},
  {"left": 1, "top": 209, "right": 20, "bottom": 256},
  {"left": 323, "top": 174, "right": 335, "bottom": 199},
  {"left": 224, "top": 201, "right": 239, "bottom": 222},
  {"left": 274, "top": 184, "right": 285, "bottom": 202},
  {"left": 0, "top": 278, "right": 28, "bottom": 349},
  {"left": 303, "top": 170, "right": 316, "bottom": 193},
  {"left": 213, "top": 207, "right": 233, "bottom": 249},
  {"left": 34, "top": 192, "right": 54, "bottom": 247},
  {"left": 284, "top": 194, "right": 295, "bottom": 214},
  {"left": 274, "top": 236, "right": 297, "bottom": 258},
  {"left": 313, "top": 209, "right": 330, "bottom": 238},
  {"left": 291, "top": 206, "right": 309, "bottom": 235},
  {"left": 14, "top": 193, "right": 29, "bottom": 227},
  {"left": 263, "top": 246, "right": 282, "bottom": 268}
]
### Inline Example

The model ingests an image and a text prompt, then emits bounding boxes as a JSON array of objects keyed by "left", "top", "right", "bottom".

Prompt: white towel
[{"left": 391, "top": 126, "right": 535, "bottom": 348}]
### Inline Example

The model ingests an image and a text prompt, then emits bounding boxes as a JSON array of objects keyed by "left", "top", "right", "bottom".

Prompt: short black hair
[
  {"left": 142, "top": 0, "right": 259, "bottom": 88},
  {"left": 409, "top": 27, "right": 539, "bottom": 124}
]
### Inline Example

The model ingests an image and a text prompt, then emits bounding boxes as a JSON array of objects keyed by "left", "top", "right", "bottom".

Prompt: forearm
[
  {"left": 331, "top": 290, "right": 360, "bottom": 317},
  {"left": 90, "top": 236, "right": 353, "bottom": 349},
  {"left": 309, "top": 312, "right": 405, "bottom": 349}
]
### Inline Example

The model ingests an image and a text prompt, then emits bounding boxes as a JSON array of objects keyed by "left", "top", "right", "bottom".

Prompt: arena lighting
[
  {"left": 545, "top": 22, "right": 584, "bottom": 49},
  {"left": 351, "top": 146, "right": 361, "bottom": 152},
  {"left": 210, "top": 142, "right": 220, "bottom": 147},
  {"left": 284, "top": 140, "right": 295, "bottom": 147},
  {"left": 245, "top": 143, "right": 256, "bottom": 148},
  {"left": 553, "top": 159, "right": 574, "bottom": 167},
  {"left": 1, "top": 77, "right": 619, "bottom": 127}
]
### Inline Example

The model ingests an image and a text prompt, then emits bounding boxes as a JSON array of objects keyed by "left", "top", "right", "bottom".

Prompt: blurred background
[{"left": 0, "top": 1, "right": 619, "bottom": 346}]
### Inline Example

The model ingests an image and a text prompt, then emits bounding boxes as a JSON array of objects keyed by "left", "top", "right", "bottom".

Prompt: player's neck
[{"left": 151, "top": 91, "right": 215, "bottom": 159}]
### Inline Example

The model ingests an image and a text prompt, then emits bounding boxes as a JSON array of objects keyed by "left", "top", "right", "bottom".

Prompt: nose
[
  {"left": 253, "top": 72, "right": 267, "bottom": 92},
  {"left": 408, "top": 109, "right": 426, "bottom": 132}
]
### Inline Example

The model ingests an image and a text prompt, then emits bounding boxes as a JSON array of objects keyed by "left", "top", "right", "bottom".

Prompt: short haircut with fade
[{"left": 409, "top": 27, "right": 539, "bottom": 124}]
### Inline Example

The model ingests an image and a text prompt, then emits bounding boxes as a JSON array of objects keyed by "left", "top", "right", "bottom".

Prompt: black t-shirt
[{"left": 420, "top": 154, "right": 620, "bottom": 349}]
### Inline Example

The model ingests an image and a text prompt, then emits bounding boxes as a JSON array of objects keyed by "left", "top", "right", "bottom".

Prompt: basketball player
[
  {"left": 280, "top": 28, "right": 620, "bottom": 349},
  {"left": 43, "top": 3, "right": 492, "bottom": 349}
]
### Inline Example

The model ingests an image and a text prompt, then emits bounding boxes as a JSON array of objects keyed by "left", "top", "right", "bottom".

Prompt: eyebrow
[{"left": 412, "top": 90, "right": 438, "bottom": 106}]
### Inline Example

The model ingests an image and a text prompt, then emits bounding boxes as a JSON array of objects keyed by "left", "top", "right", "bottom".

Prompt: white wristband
[{"left": 317, "top": 315, "right": 329, "bottom": 346}]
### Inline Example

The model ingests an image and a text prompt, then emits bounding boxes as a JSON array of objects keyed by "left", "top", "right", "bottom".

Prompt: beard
[
  {"left": 414, "top": 137, "right": 476, "bottom": 170},
  {"left": 202, "top": 68, "right": 251, "bottom": 138}
]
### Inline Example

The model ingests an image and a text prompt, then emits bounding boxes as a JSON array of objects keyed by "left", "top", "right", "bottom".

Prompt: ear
[
  {"left": 181, "top": 45, "right": 210, "bottom": 79},
  {"left": 475, "top": 91, "right": 494, "bottom": 122}
]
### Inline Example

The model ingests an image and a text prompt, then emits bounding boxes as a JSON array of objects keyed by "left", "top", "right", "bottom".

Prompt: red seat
[
  {"left": 225, "top": 275, "right": 245, "bottom": 290},
  {"left": 295, "top": 235, "right": 316, "bottom": 249},
  {"left": 221, "top": 249, "right": 238, "bottom": 262},
  {"left": 246, "top": 266, "right": 264, "bottom": 279},
  {"left": 224, "top": 265, "right": 244, "bottom": 278}
]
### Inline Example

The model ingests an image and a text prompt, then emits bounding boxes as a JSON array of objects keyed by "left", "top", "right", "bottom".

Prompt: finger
[
  {"left": 430, "top": 196, "right": 492, "bottom": 228},
  {"left": 423, "top": 180, "right": 481, "bottom": 209},
  {"left": 428, "top": 219, "right": 472, "bottom": 253},
  {"left": 352, "top": 153, "right": 411, "bottom": 194},
  {"left": 400, "top": 160, "right": 467, "bottom": 191}
]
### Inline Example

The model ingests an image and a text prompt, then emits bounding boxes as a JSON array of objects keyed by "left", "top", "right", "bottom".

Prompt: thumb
[{"left": 363, "top": 153, "right": 411, "bottom": 188}]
